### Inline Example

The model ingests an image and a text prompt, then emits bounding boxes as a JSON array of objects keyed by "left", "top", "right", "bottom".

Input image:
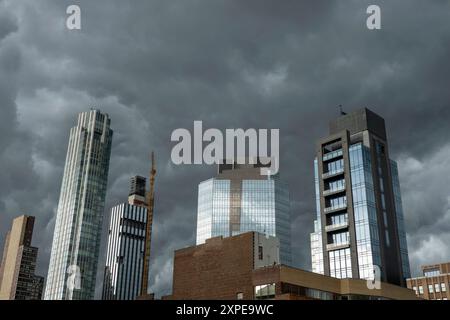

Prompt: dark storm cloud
[{"left": 1, "top": 0, "right": 450, "bottom": 298}]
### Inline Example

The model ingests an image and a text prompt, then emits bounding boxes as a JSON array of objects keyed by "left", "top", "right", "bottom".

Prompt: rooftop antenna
[{"left": 339, "top": 105, "right": 347, "bottom": 116}]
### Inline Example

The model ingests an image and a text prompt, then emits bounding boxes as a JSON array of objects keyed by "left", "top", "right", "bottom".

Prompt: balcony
[
  {"left": 322, "top": 168, "right": 344, "bottom": 179},
  {"left": 323, "top": 186, "right": 346, "bottom": 197},
  {"left": 325, "top": 222, "right": 349, "bottom": 233},
  {"left": 324, "top": 204, "right": 347, "bottom": 214},
  {"left": 323, "top": 149, "right": 343, "bottom": 162},
  {"left": 326, "top": 241, "right": 350, "bottom": 251}
]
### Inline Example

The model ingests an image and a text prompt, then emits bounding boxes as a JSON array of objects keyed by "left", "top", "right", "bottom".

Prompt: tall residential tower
[
  {"left": 44, "top": 110, "right": 113, "bottom": 300},
  {"left": 310, "top": 108, "right": 410, "bottom": 286},
  {"left": 102, "top": 176, "right": 148, "bottom": 300},
  {"left": 196, "top": 160, "right": 292, "bottom": 265}
]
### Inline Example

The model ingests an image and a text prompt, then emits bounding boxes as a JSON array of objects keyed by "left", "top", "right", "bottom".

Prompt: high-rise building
[
  {"left": 196, "top": 160, "right": 291, "bottom": 265},
  {"left": 30, "top": 276, "right": 45, "bottom": 300},
  {"left": 407, "top": 262, "right": 450, "bottom": 300},
  {"left": 102, "top": 176, "right": 148, "bottom": 300},
  {"left": 0, "top": 215, "right": 44, "bottom": 300},
  {"left": 44, "top": 110, "right": 113, "bottom": 300},
  {"left": 310, "top": 108, "right": 410, "bottom": 286}
]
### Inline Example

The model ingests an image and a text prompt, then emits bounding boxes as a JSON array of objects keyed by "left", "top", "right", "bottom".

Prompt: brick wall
[{"left": 171, "top": 233, "right": 256, "bottom": 300}]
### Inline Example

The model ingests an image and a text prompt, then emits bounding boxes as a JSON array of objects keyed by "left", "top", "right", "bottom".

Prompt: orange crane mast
[{"left": 140, "top": 151, "right": 156, "bottom": 296}]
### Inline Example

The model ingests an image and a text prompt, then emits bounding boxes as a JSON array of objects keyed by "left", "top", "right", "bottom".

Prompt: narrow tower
[
  {"left": 310, "top": 108, "right": 410, "bottom": 286},
  {"left": 102, "top": 177, "right": 148, "bottom": 300},
  {"left": 45, "top": 110, "right": 113, "bottom": 300}
]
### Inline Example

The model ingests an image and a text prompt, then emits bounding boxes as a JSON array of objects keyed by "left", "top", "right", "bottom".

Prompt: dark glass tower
[{"left": 310, "top": 108, "right": 410, "bottom": 286}]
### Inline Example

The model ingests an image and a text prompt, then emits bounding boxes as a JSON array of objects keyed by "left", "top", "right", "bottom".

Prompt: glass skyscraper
[
  {"left": 310, "top": 108, "right": 410, "bottom": 286},
  {"left": 44, "top": 110, "right": 113, "bottom": 300},
  {"left": 196, "top": 161, "right": 291, "bottom": 265},
  {"left": 102, "top": 177, "right": 148, "bottom": 300}
]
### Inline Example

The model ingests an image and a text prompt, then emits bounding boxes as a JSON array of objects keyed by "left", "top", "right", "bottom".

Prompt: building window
[
  {"left": 428, "top": 284, "right": 434, "bottom": 294},
  {"left": 255, "top": 284, "right": 276, "bottom": 300},
  {"left": 305, "top": 288, "right": 335, "bottom": 300},
  {"left": 237, "top": 292, "right": 244, "bottom": 300},
  {"left": 418, "top": 286, "right": 424, "bottom": 295},
  {"left": 434, "top": 283, "right": 440, "bottom": 293},
  {"left": 441, "top": 283, "right": 447, "bottom": 292},
  {"left": 258, "top": 246, "right": 263, "bottom": 260},
  {"left": 423, "top": 268, "right": 440, "bottom": 277}
]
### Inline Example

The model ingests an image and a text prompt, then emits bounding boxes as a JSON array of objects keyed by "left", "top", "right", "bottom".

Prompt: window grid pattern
[
  {"left": 102, "top": 203, "right": 147, "bottom": 300},
  {"left": 211, "top": 180, "right": 231, "bottom": 238},
  {"left": 311, "top": 159, "right": 324, "bottom": 274},
  {"left": 196, "top": 179, "right": 230, "bottom": 244},
  {"left": 242, "top": 179, "right": 291, "bottom": 265},
  {"left": 325, "top": 159, "right": 344, "bottom": 175},
  {"left": 390, "top": 160, "right": 411, "bottom": 279},
  {"left": 349, "top": 143, "right": 381, "bottom": 280},
  {"left": 326, "top": 179, "right": 345, "bottom": 192},
  {"left": 196, "top": 177, "right": 291, "bottom": 265},
  {"left": 329, "top": 248, "right": 352, "bottom": 279}
]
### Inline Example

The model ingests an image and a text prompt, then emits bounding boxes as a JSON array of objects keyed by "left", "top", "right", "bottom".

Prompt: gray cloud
[{"left": 0, "top": 0, "right": 450, "bottom": 298}]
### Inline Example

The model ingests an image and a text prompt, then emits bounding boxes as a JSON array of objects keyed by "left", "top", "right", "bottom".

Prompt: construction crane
[{"left": 140, "top": 151, "right": 156, "bottom": 296}]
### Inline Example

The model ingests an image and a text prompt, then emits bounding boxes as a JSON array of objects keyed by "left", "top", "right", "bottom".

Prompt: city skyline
[
  {"left": 0, "top": 106, "right": 449, "bottom": 299},
  {"left": 1, "top": 0, "right": 450, "bottom": 300}
]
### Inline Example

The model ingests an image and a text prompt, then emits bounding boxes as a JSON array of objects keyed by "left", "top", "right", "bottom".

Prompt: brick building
[
  {"left": 165, "top": 232, "right": 418, "bottom": 300},
  {"left": 407, "top": 262, "right": 450, "bottom": 300},
  {"left": 168, "top": 232, "right": 279, "bottom": 300}
]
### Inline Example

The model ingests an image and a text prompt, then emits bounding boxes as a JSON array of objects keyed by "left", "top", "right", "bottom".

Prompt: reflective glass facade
[
  {"left": 44, "top": 110, "right": 113, "bottom": 300},
  {"left": 196, "top": 174, "right": 291, "bottom": 265},
  {"left": 312, "top": 143, "right": 401, "bottom": 280},
  {"left": 329, "top": 248, "right": 352, "bottom": 278},
  {"left": 196, "top": 179, "right": 230, "bottom": 242},
  {"left": 311, "top": 159, "right": 324, "bottom": 274},
  {"left": 349, "top": 143, "right": 381, "bottom": 280},
  {"left": 390, "top": 160, "right": 411, "bottom": 279}
]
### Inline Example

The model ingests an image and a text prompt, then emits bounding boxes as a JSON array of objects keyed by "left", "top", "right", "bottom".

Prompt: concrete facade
[{"left": 0, "top": 215, "right": 43, "bottom": 300}]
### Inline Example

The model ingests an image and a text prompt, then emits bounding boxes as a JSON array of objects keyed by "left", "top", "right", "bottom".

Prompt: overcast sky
[{"left": 1, "top": 0, "right": 449, "bottom": 299}]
